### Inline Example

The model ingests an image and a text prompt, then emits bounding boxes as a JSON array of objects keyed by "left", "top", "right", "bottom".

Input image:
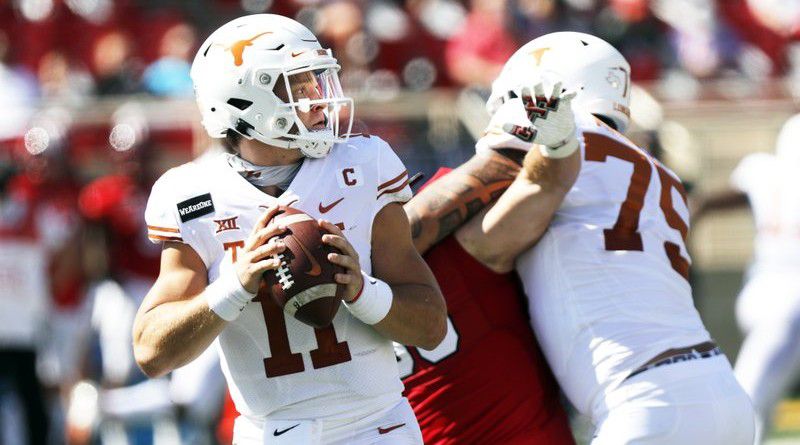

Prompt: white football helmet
[
  {"left": 487, "top": 32, "right": 632, "bottom": 133},
  {"left": 190, "top": 14, "right": 353, "bottom": 158}
]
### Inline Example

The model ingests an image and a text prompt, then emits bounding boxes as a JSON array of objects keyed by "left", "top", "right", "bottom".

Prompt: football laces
[{"left": 273, "top": 253, "right": 294, "bottom": 290}]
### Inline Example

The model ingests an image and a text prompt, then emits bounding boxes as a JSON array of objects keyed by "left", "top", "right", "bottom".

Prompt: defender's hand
[
  {"left": 503, "top": 81, "right": 579, "bottom": 158},
  {"left": 235, "top": 204, "right": 287, "bottom": 293},
  {"left": 320, "top": 220, "right": 364, "bottom": 302}
]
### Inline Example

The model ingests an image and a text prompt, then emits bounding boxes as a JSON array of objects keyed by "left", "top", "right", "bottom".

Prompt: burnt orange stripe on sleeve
[
  {"left": 377, "top": 178, "right": 410, "bottom": 199},
  {"left": 377, "top": 170, "right": 408, "bottom": 191},
  {"left": 147, "top": 225, "right": 181, "bottom": 233},
  {"left": 148, "top": 234, "right": 184, "bottom": 242}
]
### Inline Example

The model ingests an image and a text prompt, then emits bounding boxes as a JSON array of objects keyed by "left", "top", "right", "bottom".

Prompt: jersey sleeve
[
  {"left": 375, "top": 138, "right": 412, "bottom": 209},
  {"left": 730, "top": 153, "right": 770, "bottom": 193},
  {"left": 144, "top": 171, "right": 184, "bottom": 243}
]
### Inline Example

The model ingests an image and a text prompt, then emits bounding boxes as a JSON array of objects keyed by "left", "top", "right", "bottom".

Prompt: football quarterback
[{"left": 132, "top": 14, "right": 445, "bottom": 445}]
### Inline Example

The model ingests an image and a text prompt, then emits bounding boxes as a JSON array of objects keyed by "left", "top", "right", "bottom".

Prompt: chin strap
[{"left": 226, "top": 153, "right": 302, "bottom": 189}]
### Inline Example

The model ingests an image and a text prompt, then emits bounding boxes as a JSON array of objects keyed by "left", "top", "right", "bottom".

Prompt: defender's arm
[
  {"left": 457, "top": 143, "right": 581, "bottom": 273},
  {"left": 454, "top": 82, "right": 582, "bottom": 272},
  {"left": 404, "top": 150, "right": 521, "bottom": 255}
]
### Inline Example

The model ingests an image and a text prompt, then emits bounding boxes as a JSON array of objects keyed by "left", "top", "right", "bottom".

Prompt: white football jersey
[
  {"left": 514, "top": 111, "right": 711, "bottom": 417},
  {"left": 144, "top": 135, "right": 412, "bottom": 422},
  {"left": 731, "top": 152, "right": 800, "bottom": 272}
]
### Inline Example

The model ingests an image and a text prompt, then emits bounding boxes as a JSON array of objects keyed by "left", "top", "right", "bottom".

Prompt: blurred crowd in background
[
  {"left": 2, "top": 0, "right": 800, "bottom": 107},
  {"left": 2, "top": 0, "right": 800, "bottom": 444}
]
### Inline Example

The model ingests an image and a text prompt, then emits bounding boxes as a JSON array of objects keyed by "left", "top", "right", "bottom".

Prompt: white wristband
[
  {"left": 344, "top": 272, "right": 393, "bottom": 325},
  {"left": 205, "top": 268, "right": 256, "bottom": 321},
  {"left": 539, "top": 137, "right": 579, "bottom": 159}
]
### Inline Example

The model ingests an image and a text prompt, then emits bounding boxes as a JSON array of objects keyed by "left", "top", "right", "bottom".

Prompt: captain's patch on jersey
[
  {"left": 337, "top": 166, "right": 364, "bottom": 188},
  {"left": 177, "top": 193, "right": 215, "bottom": 222}
]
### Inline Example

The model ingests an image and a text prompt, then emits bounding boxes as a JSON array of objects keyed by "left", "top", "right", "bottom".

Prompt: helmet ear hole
[{"left": 227, "top": 98, "right": 253, "bottom": 110}]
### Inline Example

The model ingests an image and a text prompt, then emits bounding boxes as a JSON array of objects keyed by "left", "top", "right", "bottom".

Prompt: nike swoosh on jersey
[
  {"left": 378, "top": 423, "right": 406, "bottom": 435},
  {"left": 273, "top": 424, "right": 300, "bottom": 436},
  {"left": 319, "top": 197, "right": 344, "bottom": 213},
  {"left": 295, "top": 238, "right": 322, "bottom": 276}
]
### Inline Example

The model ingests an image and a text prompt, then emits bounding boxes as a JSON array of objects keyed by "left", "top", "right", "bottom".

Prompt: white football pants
[
  {"left": 734, "top": 270, "right": 800, "bottom": 443},
  {"left": 592, "top": 355, "right": 755, "bottom": 445},
  {"left": 233, "top": 397, "right": 423, "bottom": 444}
]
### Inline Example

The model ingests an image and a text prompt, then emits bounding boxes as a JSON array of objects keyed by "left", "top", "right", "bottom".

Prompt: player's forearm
[
  {"left": 519, "top": 144, "right": 581, "bottom": 192},
  {"left": 367, "top": 203, "right": 447, "bottom": 349},
  {"left": 405, "top": 151, "right": 519, "bottom": 255},
  {"left": 373, "top": 282, "right": 447, "bottom": 351},
  {"left": 460, "top": 149, "right": 580, "bottom": 272},
  {"left": 132, "top": 295, "right": 226, "bottom": 378}
]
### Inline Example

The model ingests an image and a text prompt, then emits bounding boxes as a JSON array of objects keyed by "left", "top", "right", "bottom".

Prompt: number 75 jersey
[
  {"left": 143, "top": 136, "right": 412, "bottom": 422},
  {"left": 516, "top": 111, "right": 711, "bottom": 416}
]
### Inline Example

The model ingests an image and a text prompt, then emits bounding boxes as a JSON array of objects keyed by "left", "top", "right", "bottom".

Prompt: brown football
[{"left": 262, "top": 206, "right": 346, "bottom": 328}]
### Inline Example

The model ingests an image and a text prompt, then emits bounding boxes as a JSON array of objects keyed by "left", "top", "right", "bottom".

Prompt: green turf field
[{"left": 767, "top": 400, "right": 800, "bottom": 444}]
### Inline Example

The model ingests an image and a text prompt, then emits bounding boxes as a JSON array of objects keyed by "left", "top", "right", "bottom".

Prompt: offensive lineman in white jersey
[
  {"left": 693, "top": 114, "right": 800, "bottom": 442},
  {"left": 132, "top": 14, "right": 446, "bottom": 445},
  {"left": 417, "top": 32, "right": 755, "bottom": 444}
]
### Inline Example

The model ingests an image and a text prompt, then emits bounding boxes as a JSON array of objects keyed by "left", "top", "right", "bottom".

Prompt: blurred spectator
[
  {"left": 718, "top": 0, "right": 792, "bottom": 76},
  {"left": 0, "top": 30, "right": 39, "bottom": 141},
  {"left": 37, "top": 51, "right": 93, "bottom": 105},
  {"left": 510, "top": 0, "right": 564, "bottom": 39},
  {"left": 746, "top": 0, "right": 800, "bottom": 37},
  {"left": 92, "top": 31, "right": 139, "bottom": 96},
  {"left": 408, "top": 0, "right": 467, "bottom": 42},
  {"left": 142, "top": 23, "right": 197, "bottom": 98},
  {"left": 21, "top": 122, "right": 88, "bottom": 445},
  {"left": 445, "top": 0, "right": 518, "bottom": 87},
  {"left": 652, "top": 0, "right": 731, "bottom": 79},
  {"left": 0, "top": 157, "right": 50, "bottom": 445},
  {"left": 369, "top": 1, "right": 454, "bottom": 89},
  {"left": 77, "top": 126, "right": 161, "bottom": 387},
  {"left": 598, "top": 1, "right": 667, "bottom": 81},
  {"left": 317, "top": 0, "right": 367, "bottom": 72},
  {"left": 21, "top": 115, "right": 88, "bottom": 384},
  {"left": 0, "top": 117, "right": 84, "bottom": 443},
  {"left": 74, "top": 138, "right": 166, "bottom": 441}
]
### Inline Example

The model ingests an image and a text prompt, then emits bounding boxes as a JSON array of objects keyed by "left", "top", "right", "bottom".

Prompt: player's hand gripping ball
[{"left": 262, "top": 206, "right": 346, "bottom": 328}]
